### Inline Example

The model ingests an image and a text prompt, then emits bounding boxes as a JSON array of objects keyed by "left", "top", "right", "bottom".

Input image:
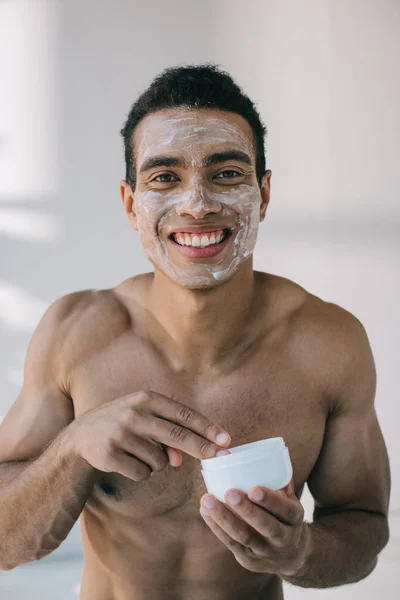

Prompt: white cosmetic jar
[{"left": 200, "top": 437, "right": 292, "bottom": 502}]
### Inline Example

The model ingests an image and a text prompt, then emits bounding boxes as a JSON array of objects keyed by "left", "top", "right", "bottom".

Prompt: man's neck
[{"left": 146, "top": 260, "right": 259, "bottom": 371}]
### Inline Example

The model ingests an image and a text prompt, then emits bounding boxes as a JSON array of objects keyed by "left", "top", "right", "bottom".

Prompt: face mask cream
[
  {"left": 132, "top": 109, "right": 262, "bottom": 289},
  {"left": 200, "top": 437, "right": 292, "bottom": 502}
]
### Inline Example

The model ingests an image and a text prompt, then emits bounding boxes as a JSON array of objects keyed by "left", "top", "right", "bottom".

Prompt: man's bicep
[
  {"left": 0, "top": 293, "right": 82, "bottom": 463},
  {"left": 307, "top": 405, "right": 390, "bottom": 519},
  {"left": 307, "top": 318, "right": 391, "bottom": 520}
]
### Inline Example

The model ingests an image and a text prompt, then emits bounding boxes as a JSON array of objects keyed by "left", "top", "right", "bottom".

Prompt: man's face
[{"left": 121, "top": 107, "right": 271, "bottom": 289}]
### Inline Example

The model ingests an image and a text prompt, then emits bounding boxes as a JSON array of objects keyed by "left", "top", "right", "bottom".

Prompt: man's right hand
[{"left": 65, "top": 391, "right": 231, "bottom": 481}]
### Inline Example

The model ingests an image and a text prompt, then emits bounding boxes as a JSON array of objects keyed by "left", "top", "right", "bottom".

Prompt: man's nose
[{"left": 176, "top": 187, "right": 222, "bottom": 219}]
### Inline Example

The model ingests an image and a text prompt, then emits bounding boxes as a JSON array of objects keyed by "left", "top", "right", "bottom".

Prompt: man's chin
[
  {"left": 177, "top": 277, "right": 229, "bottom": 291},
  {"left": 151, "top": 258, "right": 244, "bottom": 290},
  {"left": 165, "top": 271, "right": 230, "bottom": 290}
]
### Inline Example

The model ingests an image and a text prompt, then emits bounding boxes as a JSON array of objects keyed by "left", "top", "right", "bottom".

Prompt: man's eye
[
  {"left": 153, "top": 173, "right": 179, "bottom": 183},
  {"left": 215, "top": 170, "right": 243, "bottom": 179}
]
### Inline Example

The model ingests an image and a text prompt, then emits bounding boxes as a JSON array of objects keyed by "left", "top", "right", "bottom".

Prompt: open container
[{"left": 200, "top": 437, "right": 292, "bottom": 502}]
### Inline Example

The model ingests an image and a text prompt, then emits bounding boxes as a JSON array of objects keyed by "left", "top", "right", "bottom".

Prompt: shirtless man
[{"left": 0, "top": 64, "right": 390, "bottom": 599}]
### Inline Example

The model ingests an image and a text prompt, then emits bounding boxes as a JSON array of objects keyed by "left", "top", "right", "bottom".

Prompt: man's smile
[{"left": 167, "top": 228, "right": 233, "bottom": 259}]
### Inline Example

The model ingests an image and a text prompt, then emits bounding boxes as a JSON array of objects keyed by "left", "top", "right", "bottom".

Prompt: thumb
[{"left": 165, "top": 445, "right": 183, "bottom": 467}]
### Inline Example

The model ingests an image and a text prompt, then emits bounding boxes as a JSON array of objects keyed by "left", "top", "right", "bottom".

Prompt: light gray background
[{"left": 0, "top": 0, "right": 398, "bottom": 598}]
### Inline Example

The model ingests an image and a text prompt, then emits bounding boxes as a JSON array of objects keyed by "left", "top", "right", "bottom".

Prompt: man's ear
[
  {"left": 120, "top": 180, "right": 139, "bottom": 231},
  {"left": 259, "top": 169, "right": 272, "bottom": 222}
]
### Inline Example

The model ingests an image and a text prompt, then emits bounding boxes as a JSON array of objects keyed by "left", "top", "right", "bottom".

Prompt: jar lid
[{"left": 201, "top": 437, "right": 286, "bottom": 471}]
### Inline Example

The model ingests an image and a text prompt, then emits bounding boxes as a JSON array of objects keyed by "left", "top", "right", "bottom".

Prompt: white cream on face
[{"left": 133, "top": 109, "right": 262, "bottom": 288}]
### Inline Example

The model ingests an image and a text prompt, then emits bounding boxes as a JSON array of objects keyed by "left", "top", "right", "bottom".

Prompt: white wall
[{"left": 1, "top": 0, "right": 398, "bottom": 590}]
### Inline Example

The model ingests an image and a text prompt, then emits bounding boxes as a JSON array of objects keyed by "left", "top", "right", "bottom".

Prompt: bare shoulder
[
  {"left": 31, "top": 288, "right": 96, "bottom": 358},
  {"left": 267, "top": 272, "right": 369, "bottom": 344},
  {"left": 47, "top": 289, "right": 96, "bottom": 327},
  {"left": 31, "top": 290, "right": 97, "bottom": 392},
  {"left": 58, "top": 285, "right": 134, "bottom": 376},
  {"left": 57, "top": 285, "right": 132, "bottom": 332},
  {"left": 264, "top": 273, "right": 375, "bottom": 411}
]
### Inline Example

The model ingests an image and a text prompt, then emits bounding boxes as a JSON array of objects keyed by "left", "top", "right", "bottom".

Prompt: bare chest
[{"left": 70, "top": 330, "right": 328, "bottom": 520}]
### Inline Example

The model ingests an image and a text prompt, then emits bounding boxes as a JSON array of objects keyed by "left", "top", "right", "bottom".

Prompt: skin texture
[{"left": 0, "top": 108, "right": 390, "bottom": 599}]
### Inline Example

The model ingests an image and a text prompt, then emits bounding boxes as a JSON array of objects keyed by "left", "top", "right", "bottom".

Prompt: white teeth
[{"left": 172, "top": 230, "right": 229, "bottom": 247}]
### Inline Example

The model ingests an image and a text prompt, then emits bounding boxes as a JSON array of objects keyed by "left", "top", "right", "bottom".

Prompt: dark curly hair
[{"left": 120, "top": 63, "right": 268, "bottom": 190}]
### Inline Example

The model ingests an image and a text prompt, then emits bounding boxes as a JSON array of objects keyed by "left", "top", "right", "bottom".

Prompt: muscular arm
[
  {"left": 0, "top": 459, "right": 36, "bottom": 487},
  {"left": 283, "top": 311, "right": 391, "bottom": 588},
  {"left": 0, "top": 428, "right": 96, "bottom": 571},
  {"left": 0, "top": 292, "right": 97, "bottom": 571}
]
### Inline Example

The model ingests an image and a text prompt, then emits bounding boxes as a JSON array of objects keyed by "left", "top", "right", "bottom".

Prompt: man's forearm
[
  {"left": 0, "top": 459, "right": 36, "bottom": 487},
  {"left": 0, "top": 426, "right": 97, "bottom": 570},
  {"left": 282, "top": 510, "right": 389, "bottom": 588}
]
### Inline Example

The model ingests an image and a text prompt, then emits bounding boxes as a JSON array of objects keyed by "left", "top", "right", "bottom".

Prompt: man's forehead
[{"left": 134, "top": 108, "right": 255, "bottom": 160}]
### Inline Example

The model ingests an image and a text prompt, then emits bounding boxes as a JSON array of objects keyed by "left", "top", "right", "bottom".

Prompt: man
[{"left": 0, "top": 64, "right": 391, "bottom": 599}]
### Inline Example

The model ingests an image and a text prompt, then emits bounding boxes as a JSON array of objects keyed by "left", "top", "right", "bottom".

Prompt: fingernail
[
  {"left": 203, "top": 496, "right": 216, "bottom": 509},
  {"left": 227, "top": 491, "right": 241, "bottom": 505},
  {"left": 216, "top": 449, "right": 230, "bottom": 457},
  {"left": 249, "top": 488, "right": 264, "bottom": 502},
  {"left": 216, "top": 432, "right": 229, "bottom": 445}
]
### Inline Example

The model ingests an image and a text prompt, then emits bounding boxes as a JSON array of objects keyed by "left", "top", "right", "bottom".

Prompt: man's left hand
[{"left": 199, "top": 479, "right": 309, "bottom": 577}]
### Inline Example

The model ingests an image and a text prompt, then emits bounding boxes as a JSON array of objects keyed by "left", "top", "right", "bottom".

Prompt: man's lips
[
  {"left": 168, "top": 226, "right": 232, "bottom": 235},
  {"left": 168, "top": 229, "right": 233, "bottom": 259}
]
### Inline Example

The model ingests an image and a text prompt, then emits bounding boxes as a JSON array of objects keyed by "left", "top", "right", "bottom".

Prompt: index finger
[{"left": 145, "top": 391, "right": 231, "bottom": 447}]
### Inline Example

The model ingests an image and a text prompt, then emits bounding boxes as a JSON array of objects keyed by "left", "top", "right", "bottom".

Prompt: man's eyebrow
[
  {"left": 202, "top": 150, "right": 253, "bottom": 168},
  {"left": 139, "top": 149, "right": 253, "bottom": 174},
  {"left": 139, "top": 155, "right": 186, "bottom": 174}
]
